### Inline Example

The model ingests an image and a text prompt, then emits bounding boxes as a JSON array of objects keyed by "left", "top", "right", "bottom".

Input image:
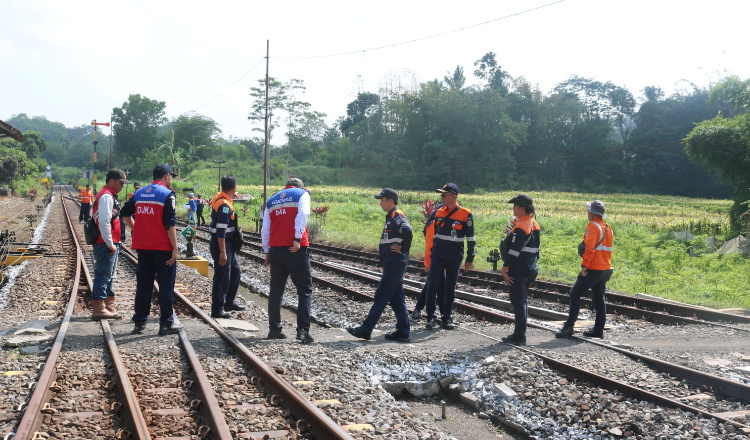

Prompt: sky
[{"left": 2, "top": 0, "right": 749, "bottom": 140}]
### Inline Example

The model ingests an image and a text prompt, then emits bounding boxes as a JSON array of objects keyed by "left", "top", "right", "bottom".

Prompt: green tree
[
  {"left": 443, "top": 66, "right": 466, "bottom": 90},
  {"left": 0, "top": 141, "right": 37, "bottom": 190},
  {"left": 685, "top": 112, "right": 750, "bottom": 228},
  {"left": 111, "top": 94, "right": 167, "bottom": 158},
  {"left": 170, "top": 112, "right": 221, "bottom": 162}
]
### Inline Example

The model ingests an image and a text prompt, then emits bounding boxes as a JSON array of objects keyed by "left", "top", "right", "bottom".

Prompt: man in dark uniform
[
  {"left": 425, "top": 183, "right": 475, "bottom": 330},
  {"left": 347, "top": 188, "right": 413, "bottom": 342},
  {"left": 195, "top": 193, "right": 206, "bottom": 226},
  {"left": 79, "top": 184, "right": 93, "bottom": 222},
  {"left": 500, "top": 194, "right": 541, "bottom": 345},
  {"left": 261, "top": 178, "right": 314, "bottom": 343},
  {"left": 208, "top": 175, "right": 245, "bottom": 319},
  {"left": 121, "top": 164, "right": 184, "bottom": 336}
]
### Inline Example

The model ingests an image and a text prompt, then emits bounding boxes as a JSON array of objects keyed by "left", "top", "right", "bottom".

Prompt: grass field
[{"left": 176, "top": 183, "right": 749, "bottom": 310}]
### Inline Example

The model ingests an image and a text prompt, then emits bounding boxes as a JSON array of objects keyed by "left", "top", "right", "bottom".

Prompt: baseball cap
[
  {"left": 153, "top": 164, "right": 178, "bottom": 179},
  {"left": 508, "top": 194, "right": 533, "bottom": 207},
  {"left": 587, "top": 200, "right": 607, "bottom": 218},
  {"left": 374, "top": 188, "right": 398, "bottom": 199},
  {"left": 105, "top": 168, "right": 130, "bottom": 184},
  {"left": 436, "top": 183, "right": 459, "bottom": 195}
]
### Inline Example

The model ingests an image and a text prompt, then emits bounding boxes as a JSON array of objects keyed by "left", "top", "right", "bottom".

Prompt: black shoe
[
  {"left": 384, "top": 331, "right": 411, "bottom": 343},
  {"left": 296, "top": 330, "right": 314, "bottom": 344},
  {"left": 267, "top": 330, "right": 287, "bottom": 339},
  {"left": 224, "top": 303, "right": 246, "bottom": 312},
  {"left": 582, "top": 329, "right": 604, "bottom": 339},
  {"left": 501, "top": 333, "right": 526, "bottom": 345},
  {"left": 346, "top": 326, "right": 371, "bottom": 340},
  {"left": 441, "top": 318, "right": 456, "bottom": 330},
  {"left": 132, "top": 321, "right": 147, "bottom": 334},
  {"left": 211, "top": 310, "right": 231, "bottom": 319},
  {"left": 410, "top": 309, "right": 422, "bottom": 320},
  {"left": 425, "top": 319, "right": 439, "bottom": 330},
  {"left": 159, "top": 322, "right": 184, "bottom": 336},
  {"left": 555, "top": 325, "right": 575, "bottom": 338}
]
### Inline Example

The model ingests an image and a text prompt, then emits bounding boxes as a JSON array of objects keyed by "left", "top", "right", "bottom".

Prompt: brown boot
[
  {"left": 91, "top": 299, "right": 117, "bottom": 320},
  {"left": 104, "top": 296, "right": 122, "bottom": 319}
]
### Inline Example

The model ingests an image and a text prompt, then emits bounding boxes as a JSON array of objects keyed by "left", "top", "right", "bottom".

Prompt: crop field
[{"left": 180, "top": 184, "right": 749, "bottom": 310}]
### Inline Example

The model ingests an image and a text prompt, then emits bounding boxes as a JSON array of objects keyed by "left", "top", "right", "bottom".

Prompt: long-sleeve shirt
[
  {"left": 94, "top": 192, "right": 116, "bottom": 247},
  {"left": 261, "top": 188, "right": 310, "bottom": 253}
]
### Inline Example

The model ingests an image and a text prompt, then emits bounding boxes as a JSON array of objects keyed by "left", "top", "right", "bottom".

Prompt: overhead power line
[{"left": 272, "top": 0, "right": 568, "bottom": 59}]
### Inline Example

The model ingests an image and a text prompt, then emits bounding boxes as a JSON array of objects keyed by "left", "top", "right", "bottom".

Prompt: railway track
[{"left": 2, "top": 188, "right": 747, "bottom": 439}]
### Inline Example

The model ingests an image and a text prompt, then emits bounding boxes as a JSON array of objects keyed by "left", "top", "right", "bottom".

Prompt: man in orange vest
[
  {"left": 555, "top": 200, "right": 614, "bottom": 339},
  {"left": 78, "top": 184, "right": 94, "bottom": 222}
]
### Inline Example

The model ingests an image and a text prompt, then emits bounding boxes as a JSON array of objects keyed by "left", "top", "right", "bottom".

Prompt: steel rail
[
  {"left": 117, "top": 247, "right": 234, "bottom": 440},
  {"left": 463, "top": 327, "right": 750, "bottom": 432},
  {"left": 235, "top": 229, "right": 750, "bottom": 325},
  {"left": 68, "top": 187, "right": 153, "bottom": 440}
]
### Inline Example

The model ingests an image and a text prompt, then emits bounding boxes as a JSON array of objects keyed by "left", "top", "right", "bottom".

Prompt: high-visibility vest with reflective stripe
[{"left": 581, "top": 219, "right": 613, "bottom": 270}]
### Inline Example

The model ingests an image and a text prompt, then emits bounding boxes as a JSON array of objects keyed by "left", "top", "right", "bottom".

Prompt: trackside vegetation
[{"left": 170, "top": 184, "right": 748, "bottom": 310}]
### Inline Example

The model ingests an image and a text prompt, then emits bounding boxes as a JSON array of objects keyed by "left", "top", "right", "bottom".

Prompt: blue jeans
[
  {"left": 92, "top": 242, "right": 119, "bottom": 300},
  {"left": 508, "top": 271, "right": 537, "bottom": 337},
  {"left": 425, "top": 248, "right": 463, "bottom": 321},
  {"left": 565, "top": 269, "right": 613, "bottom": 332},
  {"left": 132, "top": 249, "right": 177, "bottom": 325},
  {"left": 268, "top": 247, "right": 313, "bottom": 333},
  {"left": 210, "top": 237, "right": 241, "bottom": 314},
  {"left": 361, "top": 252, "right": 410, "bottom": 336},
  {"left": 187, "top": 210, "right": 196, "bottom": 224}
]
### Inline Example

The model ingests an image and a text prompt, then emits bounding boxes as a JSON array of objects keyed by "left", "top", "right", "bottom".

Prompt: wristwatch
[{"left": 293, "top": 237, "right": 301, "bottom": 243}]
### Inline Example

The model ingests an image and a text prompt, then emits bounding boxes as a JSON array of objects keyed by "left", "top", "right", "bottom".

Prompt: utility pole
[
  {"left": 213, "top": 144, "right": 225, "bottom": 192},
  {"left": 263, "top": 39, "right": 270, "bottom": 207}
]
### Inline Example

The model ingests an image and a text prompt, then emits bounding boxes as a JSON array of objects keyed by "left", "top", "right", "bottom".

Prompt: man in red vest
[
  {"left": 261, "top": 178, "right": 313, "bottom": 343},
  {"left": 91, "top": 168, "right": 129, "bottom": 320},
  {"left": 121, "top": 164, "right": 183, "bottom": 336}
]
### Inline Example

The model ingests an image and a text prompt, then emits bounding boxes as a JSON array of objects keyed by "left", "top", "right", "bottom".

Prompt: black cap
[
  {"left": 133, "top": 181, "right": 141, "bottom": 188},
  {"left": 105, "top": 168, "right": 130, "bottom": 183},
  {"left": 153, "top": 164, "right": 177, "bottom": 179},
  {"left": 375, "top": 188, "right": 398, "bottom": 200},
  {"left": 436, "top": 183, "right": 459, "bottom": 195},
  {"left": 508, "top": 194, "right": 533, "bottom": 207}
]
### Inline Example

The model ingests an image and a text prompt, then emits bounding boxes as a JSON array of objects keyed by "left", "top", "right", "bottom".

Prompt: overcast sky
[{"left": 2, "top": 0, "right": 748, "bottom": 140}]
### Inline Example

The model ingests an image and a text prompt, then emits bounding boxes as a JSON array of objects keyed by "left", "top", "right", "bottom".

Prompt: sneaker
[
  {"left": 501, "top": 333, "right": 527, "bottom": 345},
  {"left": 159, "top": 322, "right": 184, "bottom": 336},
  {"left": 346, "top": 326, "right": 371, "bottom": 340},
  {"left": 267, "top": 330, "right": 287, "bottom": 339},
  {"left": 441, "top": 318, "right": 456, "bottom": 330},
  {"left": 384, "top": 331, "right": 411, "bottom": 343},
  {"left": 296, "top": 330, "right": 314, "bottom": 344},
  {"left": 582, "top": 329, "right": 604, "bottom": 339},
  {"left": 410, "top": 309, "right": 422, "bottom": 320},
  {"left": 425, "top": 319, "right": 439, "bottom": 330},
  {"left": 224, "top": 303, "right": 246, "bottom": 311},
  {"left": 555, "top": 325, "right": 575, "bottom": 338},
  {"left": 132, "top": 321, "right": 147, "bottom": 335},
  {"left": 211, "top": 310, "right": 231, "bottom": 319}
]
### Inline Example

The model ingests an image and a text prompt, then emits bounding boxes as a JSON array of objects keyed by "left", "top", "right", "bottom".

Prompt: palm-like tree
[{"left": 443, "top": 66, "right": 466, "bottom": 90}]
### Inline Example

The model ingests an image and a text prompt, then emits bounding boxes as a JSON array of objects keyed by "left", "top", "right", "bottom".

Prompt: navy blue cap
[
  {"left": 436, "top": 183, "right": 459, "bottom": 195},
  {"left": 153, "top": 164, "right": 177, "bottom": 179}
]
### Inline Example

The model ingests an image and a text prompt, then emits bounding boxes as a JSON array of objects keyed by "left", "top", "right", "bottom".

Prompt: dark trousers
[
  {"left": 361, "top": 252, "right": 410, "bottom": 335},
  {"left": 268, "top": 247, "right": 313, "bottom": 333},
  {"left": 196, "top": 209, "right": 205, "bottom": 226},
  {"left": 132, "top": 249, "right": 177, "bottom": 325},
  {"left": 79, "top": 203, "right": 91, "bottom": 221},
  {"left": 415, "top": 270, "right": 445, "bottom": 315},
  {"left": 425, "top": 249, "right": 462, "bottom": 321},
  {"left": 509, "top": 271, "right": 537, "bottom": 337},
  {"left": 565, "top": 268, "right": 613, "bottom": 332},
  {"left": 210, "top": 237, "right": 241, "bottom": 314}
]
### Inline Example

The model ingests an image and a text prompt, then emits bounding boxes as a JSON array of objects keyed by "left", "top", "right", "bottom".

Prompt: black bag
[
  {"left": 83, "top": 217, "right": 99, "bottom": 245},
  {"left": 231, "top": 226, "right": 243, "bottom": 251}
]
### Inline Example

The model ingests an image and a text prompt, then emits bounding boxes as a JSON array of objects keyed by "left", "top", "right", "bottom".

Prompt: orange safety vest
[
  {"left": 79, "top": 189, "right": 93, "bottom": 204},
  {"left": 581, "top": 219, "right": 613, "bottom": 270}
]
